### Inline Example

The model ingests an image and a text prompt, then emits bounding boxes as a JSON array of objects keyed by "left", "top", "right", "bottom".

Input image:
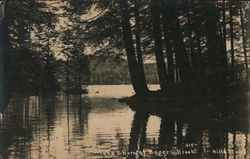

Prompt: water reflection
[
  {"left": 0, "top": 85, "right": 249, "bottom": 159},
  {"left": 129, "top": 111, "right": 149, "bottom": 152},
  {"left": 128, "top": 88, "right": 249, "bottom": 159}
]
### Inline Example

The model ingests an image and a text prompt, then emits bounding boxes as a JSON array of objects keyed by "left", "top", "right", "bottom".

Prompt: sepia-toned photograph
[{"left": 0, "top": 0, "right": 249, "bottom": 158}]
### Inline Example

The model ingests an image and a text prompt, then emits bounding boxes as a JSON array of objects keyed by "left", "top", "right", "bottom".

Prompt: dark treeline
[
  {"left": 89, "top": 55, "right": 159, "bottom": 84},
  {"left": 83, "top": 0, "right": 249, "bottom": 95},
  {"left": 6, "top": 1, "right": 59, "bottom": 95},
  {"left": 0, "top": 0, "right": 249, "bottom": 98},
  {"left": 0, "top": 1, "right": 91, "bottom": 98}
]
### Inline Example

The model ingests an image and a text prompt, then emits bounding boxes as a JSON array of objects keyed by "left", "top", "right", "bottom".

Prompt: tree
[
  {"left": 161, "top": 9, "right": 175, "bottom": 84},
  {"left": 55, "top": 0, "right": 249, "bottom": 95},
  {"left": 150, "top": 0, "right": 168, "bottom": 91},
  {"left": 120, "top": 0, "right": 148, "bottom": 94},
  {"left": 3, "top": 1, "right": 60, "bottom": 95},
  {"left": 240, "top": 6, "right": 248, "bottom": 80},
  {"left": 133, "top": 0, "right": 149, "bottom": 92},
  {"left": 229, "top": 0, "right": 235, "bottom": 75},
  {"left": 162, "top": 0, "right": 191, "bottom": 83},
  {"left": 0, "top": 1, "right": 9, "bottom": 112},
  {"left": 59, "top": 1, "right": 91, "bottom": 93}
]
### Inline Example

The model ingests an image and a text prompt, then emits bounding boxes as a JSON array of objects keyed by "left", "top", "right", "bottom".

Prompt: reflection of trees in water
[
  {"left": 114, "top": 129, "right": 127, "bottom": 152},
  {"left": 42, "top": 96, "right": 57, "bottom": 130},
  {"left": 128, "top": 113, "right": 249, "bottom": 158},
  {"left": 95, "top": 126, "right": 130, "bottom": 152},
  {"left": 158, "top": 117, "right": 175, "bottom": 151},
  {"left": 0, "top": 129, "right": 33, "bottom": 159},
  {"left": 0, "top": 95, "right": 73, "bottom": 158},
  {"left": 129, "top": 111, "right": 149, "bottom": 152},
  {"left": 68, "top": 95, "right": 90, "bottom": 138},
  {"left": 3, "top": 97, "right": 30, "bottom": 128},
  {"left": 0, "top": 92, "right": 93, "bottom": 158},
  {"left": 0, "top": 97, "right": 33, "bottom": 159},
  {"left": 40, "top": 96, "right": 57, "bottom": 156},
  {"left": 60, "top": 95, "right": 91, "bottom": 155},
  {"left": 0, "top": 95, "right": 91, "bottom": 158},
  {"left": 128, "top": 89, "right": 249, "bottom": 159}
]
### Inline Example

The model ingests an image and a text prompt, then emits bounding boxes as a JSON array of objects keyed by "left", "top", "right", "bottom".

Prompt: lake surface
[{"left": 0, "top": 85, "right": 249, "bottom": 159}]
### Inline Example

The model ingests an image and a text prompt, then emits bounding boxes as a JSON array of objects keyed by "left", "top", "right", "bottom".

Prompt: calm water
[{"left": 0, "top": 85, "right": 249, "bottom": 159}]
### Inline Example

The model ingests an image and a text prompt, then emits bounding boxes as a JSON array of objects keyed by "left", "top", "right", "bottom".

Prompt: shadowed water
[{"left": 0, "top": 85, "right": 249, "bottom": 159}]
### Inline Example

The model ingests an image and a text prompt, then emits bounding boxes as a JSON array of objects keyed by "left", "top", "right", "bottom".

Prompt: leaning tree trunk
[
  {"left": 133, "top": 0, "right": 148, "bottom": 92},
  {"left": 0, "top": 1, "right": 8, "bottom": 113},
  {"left": 150, "top": 0, "right": 168, "bottom": 92},
  {"left": 120, "top": 0, "right": 148, "bottom": 95},
  {"left": 240, "top": 7, "right": 249, "bottom": 81}
]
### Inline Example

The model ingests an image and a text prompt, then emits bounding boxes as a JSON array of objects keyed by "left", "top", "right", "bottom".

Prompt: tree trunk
[
  {"left": 229, "top": 0, "right": 235, "bottom": 75},
  {"left": 240, "top": 7, "right": 248, "bottom": 81},
  {"left": 247, "top": 3, "right": 250, "bottom": 48},
  {"left": 218, "top": 9, "right": 227, "bottom": 68},
  {"left": 203, "top": 0, "right": 222, "bottom": 78},
  {"left": 133, "top": 0, "right": 148, "bottom": 91},
  {"left": 195, "top": 32, "right": 204, "bottom": 75},
  {"left": 150, "top": 0, "right": 168, "bottom": 92},
  {"left": 120, "top": 0, "right": 148, "bottom": 95},
  {"left": 165, "top": 2, "right": 190, "bottom": 83},
  {"left": 0, "top": 1, "right": 8, "bottom": 113},
  {"left": 66, "top": 57, "right": 70, "bottom": 91},
  {"left": 193, "top": 12, "right": 205, "bottom": 77},
  {"left": 78, "top": 64, "right": 82, "bottom": 90},
  {"left": 77, "top": 53, "right": 82, "bottom": 90},
  {"left": 222, "top": 0, "right": 228, "bottom": 66},
  {"left": 162, "top": 10, "right": 175, "bottom": 84},
  {"left": 186, "top": 11, "right": 196, "bottom": 71}
]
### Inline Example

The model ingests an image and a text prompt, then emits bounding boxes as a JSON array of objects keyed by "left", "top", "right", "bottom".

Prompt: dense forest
[
  {"left": 0, "top": 0, "right": 249, "bottom": 98},
  {"left": 89, "top": 56, "right": 159, "bottom": 84}
]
